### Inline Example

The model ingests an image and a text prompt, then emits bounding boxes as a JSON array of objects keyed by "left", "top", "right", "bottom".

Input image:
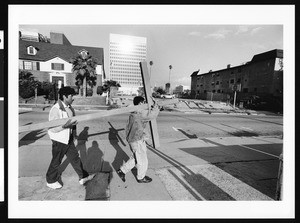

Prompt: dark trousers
[{"left": 46, "top": 139, "right": 89, "bottom": 183}]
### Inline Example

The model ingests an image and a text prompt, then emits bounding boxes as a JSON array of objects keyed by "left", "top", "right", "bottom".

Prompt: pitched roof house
[{"left": 19, "top": 31, "right": 105, "bottom": 89}]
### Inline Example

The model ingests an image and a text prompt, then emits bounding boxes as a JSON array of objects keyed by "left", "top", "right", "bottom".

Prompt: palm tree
[
  {"left": 149, "top": 61, "right": 153, "bottom": 78},
  {"left": 70, "top": 53, "right": 98, "bottom": 97}
]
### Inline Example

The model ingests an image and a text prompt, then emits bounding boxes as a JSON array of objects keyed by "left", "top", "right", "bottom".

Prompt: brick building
[
  {"left": 190, "top": 49, "right": 283, "bottom": 109},
  {"left": 19, "top": 30, "right": 105, "bottom": 92}
]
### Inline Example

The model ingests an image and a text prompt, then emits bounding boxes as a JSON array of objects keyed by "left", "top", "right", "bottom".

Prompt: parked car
[
  {"left": 161, "top": 94, "right": 175, "bottom": 99},
  {"left": 152, "top": 92, "right": 161, "bottom": 98}
]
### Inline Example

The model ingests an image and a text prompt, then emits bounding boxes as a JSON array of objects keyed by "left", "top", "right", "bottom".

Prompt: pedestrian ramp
[
  {"left": 155, "top": 164, "right": 273, "bottom": 201},
  {"left": 150, "top": 136, "right": 282, "bottom": 201}
]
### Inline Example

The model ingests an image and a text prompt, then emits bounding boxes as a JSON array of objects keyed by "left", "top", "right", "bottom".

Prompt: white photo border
[{"left": 9, "top": 4, "right": 295, "bottom": 219}]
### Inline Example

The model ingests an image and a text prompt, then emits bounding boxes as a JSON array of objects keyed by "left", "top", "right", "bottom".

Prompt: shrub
[
  {"left": 69, "top": 86, "right": 79, "bottom": 95},
  {"left": 97, "top": 86, "right": 103, "bottom": 95},
  {"left": 86, "top": 88, "right": 93, "bottom": 97},
  {"left": 19, "top": 70, "right": 40, "bottom": 99},
  {"left": 38, "top": 82, "right": 51, "bottom": 96},
  {"left": 19, "top": 81, "right": 35, "bottom": 99}
]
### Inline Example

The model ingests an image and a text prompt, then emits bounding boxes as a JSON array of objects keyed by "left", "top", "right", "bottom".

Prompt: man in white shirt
[{"left": 46, "top": 86, "right": 94, "bottom": 189}]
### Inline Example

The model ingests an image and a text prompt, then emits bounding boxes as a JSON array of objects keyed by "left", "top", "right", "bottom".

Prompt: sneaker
[
  {"left": 116, "top": 169, "right": 126, "bottom": 182},
  {"left": 47, "top": 181, "right": 62, "bottom": 189},
  {"left": 137, "top": 176, "right": 152, "bottom": 183},
  {"left": 79, "top": 174, "right": 96, "bottom": 185}
]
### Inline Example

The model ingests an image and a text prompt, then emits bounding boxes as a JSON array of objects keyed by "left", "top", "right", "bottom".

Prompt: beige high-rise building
[{"left": 109, "top": 33, "right": 147, "bottom": 95}]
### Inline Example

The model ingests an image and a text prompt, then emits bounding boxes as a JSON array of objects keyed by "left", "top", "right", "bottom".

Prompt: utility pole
[
  {"left": 233, "top": 90, "right": 237, "bottom": 109},
  {"left": 168, "top": 65, "right": 172, "bottom": 94},
  {"left": 233, "top": 84, "right": 237, "bottom": 109},
  {"left": 34, "top": 87, "right": 37, "bottom": 107}
]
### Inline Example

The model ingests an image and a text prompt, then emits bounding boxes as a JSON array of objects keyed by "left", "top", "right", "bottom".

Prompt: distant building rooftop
[
  {"left": 191, "top": 49, "right": 283, "bottom": 77},
  {"left": 251, "top": 49, "right": 283, "bottom": 62}
]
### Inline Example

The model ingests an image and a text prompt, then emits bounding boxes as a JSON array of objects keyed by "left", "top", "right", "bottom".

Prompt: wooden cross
[{"left": 139, "top": 61, "right": 160, "bottom": 148}]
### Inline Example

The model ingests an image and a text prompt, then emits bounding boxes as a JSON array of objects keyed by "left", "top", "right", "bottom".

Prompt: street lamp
[
  {"left": 168, "top": 65, "right": 172, "bottom": 93},
  {"left": 149, "top": 61, "right": 153, "bottom": 79},
  {"left": 169, "top": 65, "right": 172, "bottom": 83}
]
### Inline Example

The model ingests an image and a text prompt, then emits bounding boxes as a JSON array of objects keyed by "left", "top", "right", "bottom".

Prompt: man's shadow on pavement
[
  {"left": 77, "top": 127, "right": 89, "bottom": 168},
  {"left": 107, "top": 122, "right": 133, "bottom": 174},
  {"left": 58, "top": 127, "right": 112, "bottom": 177},
  {"left": 19, "top": 129, "right": 47, "bottom": 146},
  {"left": 85, "top": 141, "right": 104, "bottom": 173}
]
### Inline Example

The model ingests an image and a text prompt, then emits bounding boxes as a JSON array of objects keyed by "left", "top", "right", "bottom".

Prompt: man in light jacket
[
  {"left": 46, "top": 86, "right": 94, "bottom": 189},
  {"left": 117, "top": 96, "right": 159, "bottom": 183}
]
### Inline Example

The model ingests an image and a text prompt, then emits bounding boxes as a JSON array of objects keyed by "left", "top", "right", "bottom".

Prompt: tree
[
  {"left": 70, "top": 52, "right": 98, "bottom": 97},
  {"left": 155, "top": 87, "right": 166, "bottom": 95},
  {"left": 100, "top": 80, "right": 121, "bottom": 105},
  {"left": 190, "top": 90, "right": 196, "bottom": 99},
  {"left": 19, "top": 70, "right": 40, "bottom": 99}
]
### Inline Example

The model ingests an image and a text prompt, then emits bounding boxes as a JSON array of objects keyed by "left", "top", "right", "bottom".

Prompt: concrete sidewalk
[
  {"left": 18, "top": 138, "right": 173, "bottom": 201},
  {"left": 18, "top": 134, "right": 283, "bottom": 201}
]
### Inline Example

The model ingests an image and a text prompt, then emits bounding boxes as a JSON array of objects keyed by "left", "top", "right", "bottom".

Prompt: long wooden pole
[{"left": 19, "top": 99, "right": 178, "bottom": 133}]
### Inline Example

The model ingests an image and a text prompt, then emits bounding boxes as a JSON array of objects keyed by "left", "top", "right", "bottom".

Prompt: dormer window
[{"left": 27, "top": 46, "right": 37, "bottom": 55}]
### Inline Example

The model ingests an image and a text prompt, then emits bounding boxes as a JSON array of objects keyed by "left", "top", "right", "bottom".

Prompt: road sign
[{"left": 232, "top": 83, "right": 241, "bottom": 92}]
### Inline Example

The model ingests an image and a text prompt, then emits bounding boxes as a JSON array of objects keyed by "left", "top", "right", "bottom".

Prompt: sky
[{"left": 19, "top": 24, "right": 283, "bottom": 89}]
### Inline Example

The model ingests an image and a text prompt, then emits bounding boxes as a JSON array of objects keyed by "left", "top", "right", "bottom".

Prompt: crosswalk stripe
[{"left": 156, "top": 164, "right": 273, "bottom": 201}]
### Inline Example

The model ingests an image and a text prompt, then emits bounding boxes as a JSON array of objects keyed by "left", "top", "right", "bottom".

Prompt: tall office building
[{"left": 109, "top": 33, "right": 147, "bottom": 95}]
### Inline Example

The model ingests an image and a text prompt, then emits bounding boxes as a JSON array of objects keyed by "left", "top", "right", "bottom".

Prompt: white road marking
[
  {"left": 172, "top": 127, "right": 182, "bottom": 132},
  {"left": 241, "top": 126, "right": 253, "bottom": 131},
  {"left": 238, "top": 144, "right": 280, "bottom": 159},
  {"left": 156, "top": 164, "right": 273, "bottom": 201}
]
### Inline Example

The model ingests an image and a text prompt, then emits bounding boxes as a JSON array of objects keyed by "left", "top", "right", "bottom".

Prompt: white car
[{"left": 161, "top": 94, "right": 175, "bottom": 99}]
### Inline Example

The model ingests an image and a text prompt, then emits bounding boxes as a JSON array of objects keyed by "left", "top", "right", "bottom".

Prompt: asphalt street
[{"left": 19, "top": 109, "right": 283, "bottom": 140}]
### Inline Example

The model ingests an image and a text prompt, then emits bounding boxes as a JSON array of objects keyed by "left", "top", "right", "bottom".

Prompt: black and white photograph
[{"left": 7, "top": 4, "right": 295, "bottom": 219}]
